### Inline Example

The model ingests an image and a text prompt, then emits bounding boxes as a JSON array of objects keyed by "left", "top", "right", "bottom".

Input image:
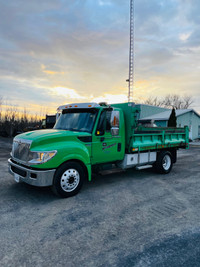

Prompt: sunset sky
[{"left": 0, "top": 0, "right": 200, "bottom": 115}]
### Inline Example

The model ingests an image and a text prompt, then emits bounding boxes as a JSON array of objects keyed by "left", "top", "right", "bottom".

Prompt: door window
[{"left": 96, "top": 110, "right": 112, "bottom": 135}]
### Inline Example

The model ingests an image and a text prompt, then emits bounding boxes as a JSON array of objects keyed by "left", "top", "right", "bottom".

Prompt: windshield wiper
[
  {"left": 55, "top": 128, "right": 91, "bottom": 133},
  {"left": 66, "top": 128, "right": 81, "bottom": 132}
]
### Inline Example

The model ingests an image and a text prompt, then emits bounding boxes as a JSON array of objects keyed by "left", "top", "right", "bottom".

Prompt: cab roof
[{"left": 57, "top": 103, "right": 100, "bottom": 111}]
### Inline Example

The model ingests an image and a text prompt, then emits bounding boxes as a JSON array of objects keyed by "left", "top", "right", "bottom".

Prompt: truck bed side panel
[{"left": 131, "top": 126, "right": 189, "bottom": 152}]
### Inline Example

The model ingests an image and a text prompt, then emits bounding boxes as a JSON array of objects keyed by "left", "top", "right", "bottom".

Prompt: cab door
[{"left": 91, "top": 109, "right": 124, "bottom": 164}]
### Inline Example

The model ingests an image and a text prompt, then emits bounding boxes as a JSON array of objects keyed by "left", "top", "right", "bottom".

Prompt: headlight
[{"left": 28, "top": 150, "right": 57, "bottom": 165}]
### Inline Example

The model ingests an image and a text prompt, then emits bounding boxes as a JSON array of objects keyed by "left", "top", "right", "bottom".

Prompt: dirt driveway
[{"left": 0, "top": 138, "right": 200, "bottom": 266}]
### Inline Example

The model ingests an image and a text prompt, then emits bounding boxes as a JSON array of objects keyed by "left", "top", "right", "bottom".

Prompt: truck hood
[{"left": 14, "top": 129, "right": 91, "bottom": 149}]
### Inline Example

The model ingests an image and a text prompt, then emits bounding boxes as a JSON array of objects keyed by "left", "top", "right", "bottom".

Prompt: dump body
[{"left": 111, "top": 103, "right": 189, "bottom": 153}]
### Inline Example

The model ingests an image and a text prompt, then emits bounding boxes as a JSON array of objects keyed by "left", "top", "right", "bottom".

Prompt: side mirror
[{"left": 111, "top": 127, "right": 119, "bottom": 136}]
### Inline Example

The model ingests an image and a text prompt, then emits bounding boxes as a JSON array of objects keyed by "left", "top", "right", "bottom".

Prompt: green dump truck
[{"left": 8, "top": 102, "right": 189, "bottom": 197}]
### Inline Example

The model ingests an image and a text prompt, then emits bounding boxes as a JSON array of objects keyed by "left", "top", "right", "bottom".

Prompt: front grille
[
  {"left": 12, "top": 139, "right": 32, "bottom": 163},
  {"left": 11, "top": 165, "right": 27, "bottom": 177}
]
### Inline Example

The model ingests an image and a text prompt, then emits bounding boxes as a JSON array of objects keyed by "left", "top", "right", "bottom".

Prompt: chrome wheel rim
[
  {"left": 162, "top": 155, "right": 171, "bottom": 170},
  {"left": 60, "top": 169, "right": 80, "bottom": 192}
]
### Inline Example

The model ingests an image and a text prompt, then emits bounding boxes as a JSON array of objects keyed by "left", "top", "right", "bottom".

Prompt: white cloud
[
  {"left": 51, "top": 87, "right": 86, "bottom": 100},
  {"left": 98, "top": 0, "right": 112, "bottom": 6},
  {"left": 92, "top": 94, "right": 127, "bottom": 104},
  {"left": 179, "top": 32, "right": 191, "bottom": 41}
]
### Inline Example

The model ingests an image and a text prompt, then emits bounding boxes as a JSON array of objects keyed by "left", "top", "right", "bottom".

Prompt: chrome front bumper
[{"left": 8, "top": 158, "right": 56, "bottom": 187}]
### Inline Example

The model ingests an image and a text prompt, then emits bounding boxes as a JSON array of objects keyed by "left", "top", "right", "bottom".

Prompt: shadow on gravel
[
  {"left": 117, "top": 230, "right": 200, "bottom": 267},
  {"left": 84, "top": 167, "right": 159, "bottom": 187},
  {"left": 7, "top": 167, "right": 157, "bottom": 200},
  {"left": 77, "top": 167, "right": 168, "bottom": 201},
  {"left": 7, "top": 182, "right": 57, "bottom": 202}
]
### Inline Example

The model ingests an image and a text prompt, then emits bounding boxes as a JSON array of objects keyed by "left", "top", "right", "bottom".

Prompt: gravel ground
[{"left": 0, "top": 138, "right": 200, "bottom": 267}]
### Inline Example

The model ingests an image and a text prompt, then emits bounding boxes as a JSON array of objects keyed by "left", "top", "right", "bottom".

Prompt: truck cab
[
  {"left": 8, "top": 103, "right": 126, "bottom": 197},
  {"left": 55, "top": 102, "right": 125, "bottom": 165}
]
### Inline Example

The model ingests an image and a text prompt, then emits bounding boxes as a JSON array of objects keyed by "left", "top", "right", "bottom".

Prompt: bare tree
[
  {"left": 162, "top": 94, "right": 194, "bottom": 109},
  {"left": 0, "top": 96, "right": 3, "bottom": 117},
  {"left": 182, "top": 95, "right": 194, "bottom": 109},
  {"left": 144, "top": 94, "right": 194, "bottom": 109},
  {"left": 0, "top": 96, "right": 3, "bottom": 131},
  {"left": 3, "top": 105, "right": 19, "bottom": 137},
  {"left": 144, "top": 96, "right": 163, "bottom": 107},
  {"left": 39, "top": 107, "right": 49, "bottom": 119},
  {"left": 162, "top": 94, "right": 183, "bottom": 109}
]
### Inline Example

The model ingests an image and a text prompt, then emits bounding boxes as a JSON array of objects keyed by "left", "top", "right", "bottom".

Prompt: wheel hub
[
  {"left": 60, "top": 169, "right": 80, "bottom": 192},
  {"left": 162, "top": 155, "right": 171, "bottom": 171},
  {"left": 68, "top": 176, "right": 75, "bottom": 184}
]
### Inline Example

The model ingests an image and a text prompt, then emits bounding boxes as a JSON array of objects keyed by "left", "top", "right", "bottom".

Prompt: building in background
[{"left": 137, "top": 104, "right": 200, "bottom": 140}]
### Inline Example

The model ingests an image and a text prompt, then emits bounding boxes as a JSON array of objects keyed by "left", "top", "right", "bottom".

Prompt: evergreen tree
[{"left": 168, "top": 107, "right": 177, "bottom": 127}]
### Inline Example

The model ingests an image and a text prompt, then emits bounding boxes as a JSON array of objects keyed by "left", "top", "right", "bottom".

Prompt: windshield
[{"left": 54, "top": 109, "right": 98, "bottom": 133}]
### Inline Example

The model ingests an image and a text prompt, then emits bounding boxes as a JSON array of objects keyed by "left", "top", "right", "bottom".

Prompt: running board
[{"left": 136, "top": 165, "right": 153, "bottom": 170}]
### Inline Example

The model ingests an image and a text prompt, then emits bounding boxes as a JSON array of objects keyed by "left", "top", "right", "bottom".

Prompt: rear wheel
[
  {"left": 155, "top": 151, "right": 173, "bottom": 174},
  {"left": 52, "top": 161, "right": 85, "bottom": 198}
]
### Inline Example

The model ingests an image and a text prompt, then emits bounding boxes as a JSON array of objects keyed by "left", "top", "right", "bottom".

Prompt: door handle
[{"left": 100, "top": 137, "right": 105, "bottom": 142}]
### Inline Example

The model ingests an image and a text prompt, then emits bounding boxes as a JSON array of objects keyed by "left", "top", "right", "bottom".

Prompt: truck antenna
[{"left": 127, "top": 0, "right": 134, "bottom": 103}]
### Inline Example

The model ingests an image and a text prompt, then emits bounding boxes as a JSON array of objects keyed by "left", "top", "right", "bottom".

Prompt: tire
[
  {"left": 155, "top": 151, "right": 173, "bottom": 174},
  {"left": 52, "top": 161, "right": 85, "bottom": 198}
]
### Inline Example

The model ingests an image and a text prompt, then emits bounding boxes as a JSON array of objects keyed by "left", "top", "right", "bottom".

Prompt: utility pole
[{"left": 127, "top": 0, "right": 134, "bottom": 103}]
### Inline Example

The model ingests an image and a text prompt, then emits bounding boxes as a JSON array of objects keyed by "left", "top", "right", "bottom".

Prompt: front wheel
[
  {"left": 154, "top": 151, "right": 173, "bottom": 174},
  {"left": 52, "top": 161, "right": 85, "bottom": 198}
]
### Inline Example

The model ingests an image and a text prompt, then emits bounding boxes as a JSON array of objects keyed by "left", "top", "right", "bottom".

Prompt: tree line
[{"left": 0, "top": 97, "right": 45, "bottom": 137}]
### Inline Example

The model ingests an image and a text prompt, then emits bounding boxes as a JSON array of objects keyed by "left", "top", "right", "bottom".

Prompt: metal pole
[{"left": 128, "top": 0, "right": 134, "bottom": 103}]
